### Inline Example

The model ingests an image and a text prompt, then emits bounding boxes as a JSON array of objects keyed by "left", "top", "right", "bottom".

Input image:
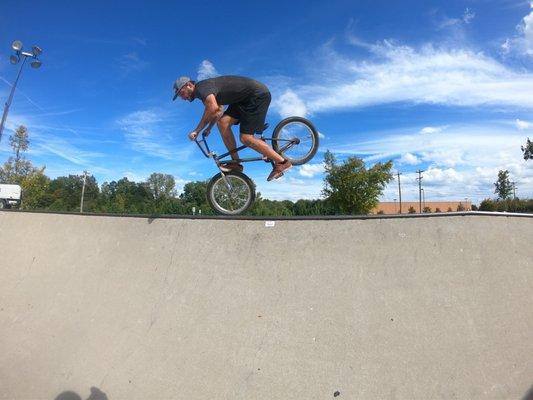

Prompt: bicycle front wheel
[
  {"left": 272, "top": 117, "right": 319, "bottom": 165},
  {"left": 207, "top": 171, "right": 256, "bottom": 215}
]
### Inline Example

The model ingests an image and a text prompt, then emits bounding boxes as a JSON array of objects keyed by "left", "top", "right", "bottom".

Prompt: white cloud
[
  {"left": 502, "top": 2, "right": 533, "bottom": 56},
  {"left": 117, "top": 109, "right": 191, "bottom": 160},
  {"left": 424, "top": 167, "right": 465, "bottom": 184},
  {"left": 524, "top": 2, "right": 533, "bottom": 54},
  {"left": 275, "top": 89, "right": 308, "bottom": 118},
  {"left": 287, "top": 41, "right": 533, "bottom": 113},
  {"left": 397, "top": 153, "right": 420, "bottom": 165},
  {"left": 329, "top": 122, "right": 533, "bottom": 202},
  {"left": 35, "top": 138, "right": 104, "bottom": 166},
  {"left": 299, "top": 163, "right": 324, "bottom": 178},
  {"left": 516, "top": 118, "right": 531, "bottom": 129},
  {"left": 255, "top": 176, "right": 323, "bottom": 201},
  {"left": 123, "top": 171, "right": 147, "bottom": 182},
  {"left": 463, "top": 8, "right": 476, "bottom": 24},
  {"left": 437, "top": 8, "right": 475, "bottom": 29},
  {"left": 115, "top": 52, "right": 149, "bottom": 76},
  {"left": 197, "top": 60, "right": 219, "bottom": 81},
  {"left": 420, "top": 126, "right": 445, "bottom": 135},
  {"left": 0, "top": 111, "right": 107, "bottom": 171}
]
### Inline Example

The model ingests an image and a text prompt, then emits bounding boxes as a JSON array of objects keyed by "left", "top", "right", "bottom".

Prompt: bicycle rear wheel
[
  {"left": 207, "top": 171, "right": 256, "bottom": 215},
  {"left": 272, "top": 117, "right": 319, "bottom": 165}
]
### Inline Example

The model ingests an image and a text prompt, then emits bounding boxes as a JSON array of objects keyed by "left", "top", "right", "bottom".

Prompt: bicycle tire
[
  {"left": 272, "top": 116, "right": 319, "bottom": 165},
  {"left": 206, "top": 171, "right": 256, "bottom": 215}
]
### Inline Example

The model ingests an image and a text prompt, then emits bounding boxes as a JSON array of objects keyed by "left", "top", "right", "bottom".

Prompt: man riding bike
[{"left": 173, "top": 75, "right": 292, "bottom": 181}]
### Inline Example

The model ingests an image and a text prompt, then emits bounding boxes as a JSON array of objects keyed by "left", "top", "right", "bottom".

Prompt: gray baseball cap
[{"left": 172, "top": 76, "right": 191, "bottom": 100}]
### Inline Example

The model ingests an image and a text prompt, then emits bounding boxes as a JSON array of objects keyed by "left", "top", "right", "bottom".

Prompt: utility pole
[
  {"left": 397, "top": 172, "right": 402, "bottom": 214},
  {"left": 416, "top": 170, "right": 424, "bottom": 213},
  {"left": 80, "top": 171, "right": 88, "bottom": 213},
  {"left": 511, "top": 181, "right": 516, "bottom": 199}
]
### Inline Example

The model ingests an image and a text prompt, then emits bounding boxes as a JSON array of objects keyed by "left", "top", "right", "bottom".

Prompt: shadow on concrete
[
  {"left": 523, "top": 385, "right": 533, "bottom": 400},
  {"left": 55, "top": 387, "right": 108, "bottom": 400}
]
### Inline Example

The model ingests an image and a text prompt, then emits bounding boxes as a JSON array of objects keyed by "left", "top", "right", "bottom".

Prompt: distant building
[{"left": 372, "top": 201, "right": 471, "bottom": 214}]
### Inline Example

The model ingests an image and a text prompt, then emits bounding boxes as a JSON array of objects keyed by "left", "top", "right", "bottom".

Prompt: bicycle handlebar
[{"left": 194, "top": 131, "right": 212, "bottom": 158}]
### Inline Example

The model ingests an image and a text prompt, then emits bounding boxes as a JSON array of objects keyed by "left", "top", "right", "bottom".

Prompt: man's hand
[{"left": 188, "top": 130, "right": 199, "bottom": 141}]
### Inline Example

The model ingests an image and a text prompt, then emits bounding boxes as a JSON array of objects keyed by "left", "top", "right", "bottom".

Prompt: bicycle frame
[{"left": 194, "top": 132, "right": 298, "bottom": 170}]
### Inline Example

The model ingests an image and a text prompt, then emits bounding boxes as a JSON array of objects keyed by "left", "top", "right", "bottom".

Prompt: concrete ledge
[{"left": 2, "top": 208, "right": 532, "bottom": 220}]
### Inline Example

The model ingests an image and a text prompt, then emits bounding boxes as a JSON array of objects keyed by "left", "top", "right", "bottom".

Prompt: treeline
[
  {"left": 13, "top": 171, "right": 533, "bottom": 215},
  {"left": 17, "top": 171, "right": 338, "bottom": 216},
  {"left": 478, "top": 198, "right": 533, "bottom": 213}
]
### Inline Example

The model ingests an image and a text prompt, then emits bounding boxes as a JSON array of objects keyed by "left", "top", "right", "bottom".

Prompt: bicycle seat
[{"left": 254, "top": 123, "right": 269, "bottom": 135}]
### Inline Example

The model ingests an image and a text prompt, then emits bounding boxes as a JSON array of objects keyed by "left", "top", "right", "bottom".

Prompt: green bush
[{"left": 479, "top": 198, "right": 533, "bottom": 213}]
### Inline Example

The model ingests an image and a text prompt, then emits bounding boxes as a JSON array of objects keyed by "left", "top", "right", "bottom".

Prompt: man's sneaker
[
  {"left": 267, "top": 160, "right": 292, "bottom": 181},
  {"left": 220, "top": 163, "right": 243, "bottom": 173}
]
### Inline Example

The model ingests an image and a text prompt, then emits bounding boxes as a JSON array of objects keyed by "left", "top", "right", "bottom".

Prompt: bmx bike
[{"left": 194, "top": 116, "right": 319, "bottom": 215}]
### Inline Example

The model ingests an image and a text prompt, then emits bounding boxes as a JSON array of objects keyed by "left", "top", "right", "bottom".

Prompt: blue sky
[{"left": 1, "top": 0, "right": 532, "bottom": 204}]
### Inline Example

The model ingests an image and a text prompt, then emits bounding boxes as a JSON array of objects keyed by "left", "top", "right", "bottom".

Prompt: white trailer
[{"left": 0, "top": 184, "right": 22, "bottom": 209}]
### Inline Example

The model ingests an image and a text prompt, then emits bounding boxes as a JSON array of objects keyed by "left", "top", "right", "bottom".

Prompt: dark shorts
[{"left": 223, "top": 91, "right": 271, "bottom": 134}]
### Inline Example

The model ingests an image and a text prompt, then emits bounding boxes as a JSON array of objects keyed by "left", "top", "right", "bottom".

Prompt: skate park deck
[{"left": 1, "top": 211, "right": 532, "bottom": 399}]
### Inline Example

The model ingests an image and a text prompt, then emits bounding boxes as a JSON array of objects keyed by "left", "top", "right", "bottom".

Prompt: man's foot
[
  {"left": 267, "top": 159, "right": 292, "bottom": 181},
  {"left": 220, "top": 163, "right": 243, "bottom": 173}
]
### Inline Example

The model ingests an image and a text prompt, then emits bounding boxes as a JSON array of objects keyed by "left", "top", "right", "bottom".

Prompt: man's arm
[{"left": 189, "top": 94, "right": 223, "bottom": 140}]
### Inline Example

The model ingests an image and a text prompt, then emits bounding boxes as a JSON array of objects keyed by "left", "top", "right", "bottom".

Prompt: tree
[
  {"left": 322, "top": 150, "right": 393, "bottom": 214},
  {"left": 423, "top": 206, "right": 432, "bottom": 213},
  {"left": 408, "top": 206, "right": 416, "bottom": 214},
  {"left": 143, "top": 173, "right": 180, "bottom": 214},
  {"left": 20, "top": 168, "right": 52, "bottom": 209},
  {"left": 521, "top": 137, "right": 532, "bottom": 160},
  {"left": 10, "top": 125, "right": 29, "bottom": 167},
  {"left": 180, "top": 181, "right": 207, "bottom": 205},
  {"left": 99, "top": 178, "right": 151, "bottom": 213},
  {"left": 49, "top": 174, "right": 99, "bottom": 212},
  {"left": 494, "top": 170, "right": 513, "bottom": 200},
  {"left": 146, "top": 173, "right": 177, "bottom": 200},
  {"left": 0, "top": 125, "right": 38, "bottom": 184}
]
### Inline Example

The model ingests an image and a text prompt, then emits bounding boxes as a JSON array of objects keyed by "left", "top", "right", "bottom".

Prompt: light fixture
[
  {"left": 30, "top": 60, "right": 42, "bottom": 69},
  {"left": 31, "top": 46, "right": 42, "bottom": 56},
  {"left": 9, "top": 55, "right": 19, "bottom": 65},
  {"left": 11, "top": 40, "right": 23, "bottom": 52}
]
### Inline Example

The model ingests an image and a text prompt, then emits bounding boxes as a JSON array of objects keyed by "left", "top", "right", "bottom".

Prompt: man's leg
[
  {"left": 239, "top": 133, "right": 284, "bottom": 163},
  {"left": 217, "top": 115, "right": 240, "bottom": 160},
  {"left": 240, "top": 133, "right": 292, "bottom": 181}
]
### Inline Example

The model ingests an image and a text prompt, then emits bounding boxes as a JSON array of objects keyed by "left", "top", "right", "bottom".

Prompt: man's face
[{"left": 177, "top": 82, "right": 194, "bottom": 101}]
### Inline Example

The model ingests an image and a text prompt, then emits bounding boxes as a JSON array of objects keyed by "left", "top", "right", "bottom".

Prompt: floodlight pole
[
  {"left": 0, "top": 56, "right": 27, "bottom": 143},
  {"left": 0, "top": 41, "right": 43, "bottom": 143}
]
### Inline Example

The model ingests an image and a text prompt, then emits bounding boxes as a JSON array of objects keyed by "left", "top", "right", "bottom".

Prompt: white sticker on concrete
[{"left": 265, "top": 221, "right": 275, "bottom": 228}]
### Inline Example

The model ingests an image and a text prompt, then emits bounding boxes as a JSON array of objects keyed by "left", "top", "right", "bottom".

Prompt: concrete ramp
[{"left": 1, "top": 211, "right": 532, "bottom": 400}]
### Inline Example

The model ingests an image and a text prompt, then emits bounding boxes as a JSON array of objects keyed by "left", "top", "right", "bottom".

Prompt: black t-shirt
[{"left": 193, "top": 76, "right": 269, "bottom": 105}]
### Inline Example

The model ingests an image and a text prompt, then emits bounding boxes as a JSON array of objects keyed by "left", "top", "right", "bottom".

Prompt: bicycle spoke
[
  {"left": 274, "top": 120, "right": 317, "bottom": 164},
  {"left": 211, "top": 175, "right": 252, "bottom": 214}
]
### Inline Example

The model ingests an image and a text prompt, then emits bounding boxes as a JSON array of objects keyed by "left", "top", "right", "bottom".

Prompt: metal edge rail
[{"left": 1, "top": 209, "right": 532, "bottom": 221}]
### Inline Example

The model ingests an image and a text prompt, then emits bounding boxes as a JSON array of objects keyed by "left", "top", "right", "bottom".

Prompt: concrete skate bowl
[{"left": 1, "top": 210, "right": 532, "bottom": 399}]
